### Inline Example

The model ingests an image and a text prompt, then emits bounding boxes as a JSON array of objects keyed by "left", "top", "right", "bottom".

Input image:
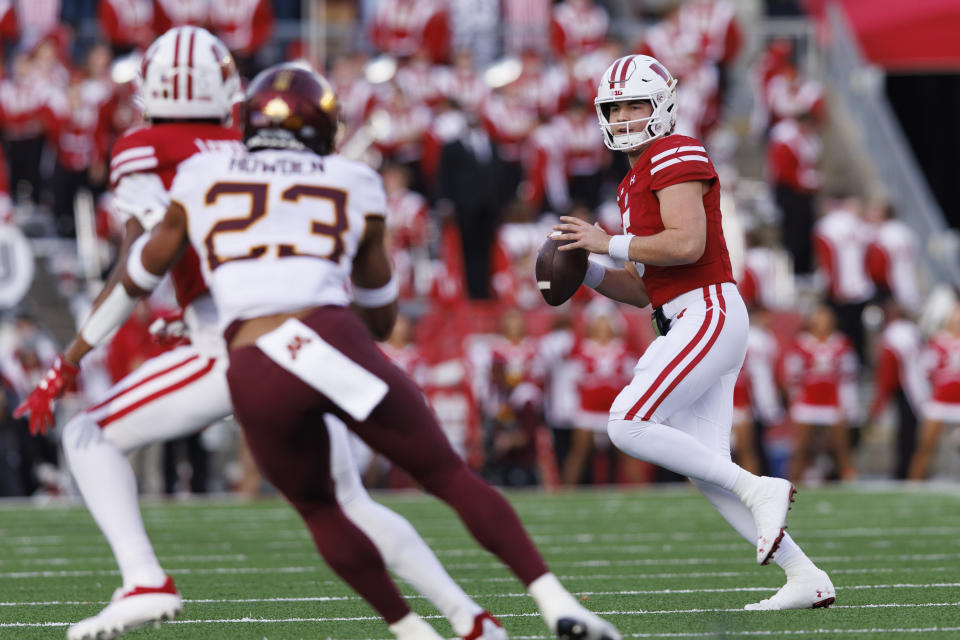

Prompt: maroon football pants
[{"left": 226, "top": 306, "right": 548, "bottom": 622}]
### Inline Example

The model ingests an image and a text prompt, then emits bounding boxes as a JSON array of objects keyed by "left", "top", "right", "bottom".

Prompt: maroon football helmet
[{"left": 242, "top": 63, "right": 340, "bottom": 155}]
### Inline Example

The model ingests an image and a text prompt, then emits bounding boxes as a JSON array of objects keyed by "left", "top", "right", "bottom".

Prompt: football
[{"left": 536, "top": 233, "right": 589, "bottom": 306}]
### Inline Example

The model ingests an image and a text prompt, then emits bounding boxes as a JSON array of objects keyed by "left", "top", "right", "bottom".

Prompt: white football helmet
[
  {"left": 139, "top": 26, "right": 241, "bottom": 121},
  {"left": 595, "top": 55, "right": 678, "bottom": 151}
]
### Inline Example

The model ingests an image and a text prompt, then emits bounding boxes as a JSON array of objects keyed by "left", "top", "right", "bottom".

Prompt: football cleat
[
  {"left": 66, "top": 576, "right": 182, "bottom": 640},
  {"left": 742, "top": 476, "right": 795, "bottom": 564},
  {"left": 463, "top": 610, "right": 508, "bottom": 640},
  {"left": 744, "top": 569, "right": 836, "bottom": 610},
  {"left": 555, "top": 607, "right": 621, "bottom": 640}
]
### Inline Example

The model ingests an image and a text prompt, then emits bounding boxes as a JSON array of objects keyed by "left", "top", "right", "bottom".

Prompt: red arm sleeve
[
  {"left": 423, "top": 9, "right": 450, "bottom": 64},
  {"left": 0, "top": 5, "right": 17, "bottom": 42},
  {"left": 813, "top": 233, "right": 835, "bottom": 297},
  {"left": 766, "top": 140, "right": 798, "bottom": 187},
  {"left": 722, "top": 17, "right": 743, "bottom": 65},
  {"left": 550, "top": 17, "right": 565, "bottom": 56},
  {"left": 868, "top": 345, "right": 900, "bottom": 420},
  {"left": 246, "top": 0, "right": 274, "bottom": 53},
  {"left": 153, "top": 1, "right": 172, "bottom": 34},
  {"left": 98, "top": 0, "right": 121, "bottom": 44},
  {"left": 865, "top": 242, "right": 889, "bottom": 289}
]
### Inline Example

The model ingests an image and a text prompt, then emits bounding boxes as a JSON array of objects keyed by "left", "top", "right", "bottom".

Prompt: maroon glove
[
  {"left": 149, "top": 309, "right": 189, "bottom": 348},
  {"left": 13, "top": 355, "right": 79, "bottom": 435}
]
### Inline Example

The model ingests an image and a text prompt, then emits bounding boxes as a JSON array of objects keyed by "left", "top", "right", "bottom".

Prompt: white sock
[
  {"left": 690, "top": 479, "right": 817, "bottom": 577},
  {"left": 388, "top": 612, "right": 445, "bottom": 640},
  {"left": 730, "top": 467, "right": 761, "bottom": 500},
  {"left": 528, "top": 572, "right": 580, "bottom": 630},
  {"left": 608, "top": 419, "right": 745, "bottom": 490},
  {"left": 62, "top": 413, "right": 166, "bottom": 589},
  {"left": 342, "top": 496, "right": 482, "bottom": 635},
  {"left": 328, "top": 414, "right": 482, "bottom": 636}
]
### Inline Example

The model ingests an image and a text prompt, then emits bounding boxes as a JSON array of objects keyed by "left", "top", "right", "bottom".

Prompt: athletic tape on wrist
[
  {"left": 79, "top": 286, "right": 137, "bottom": 347},
  {"left": 608, "top": 234, "right": 634, "bottom": 262},
  {"left": 583, "top": 260, "right": 606, "bottom": 289},
  {"left": 352, "top": 276, "right": 399, "bottom": 307},
  {"left": 126, "top": 234, "right": 163, "bottom": 292}
]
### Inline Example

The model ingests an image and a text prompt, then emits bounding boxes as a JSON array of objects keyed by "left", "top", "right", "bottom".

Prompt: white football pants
[{"left": 61, "top": 344, "right": 483, "bottom": 635}]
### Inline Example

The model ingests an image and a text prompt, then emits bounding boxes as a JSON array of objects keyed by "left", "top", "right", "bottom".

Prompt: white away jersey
[{"left": 168, "top": 148, "right": 388, "bottom": 328}]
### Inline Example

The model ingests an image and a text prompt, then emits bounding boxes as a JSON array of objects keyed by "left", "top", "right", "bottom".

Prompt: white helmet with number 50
[
  {"left": 595, "top": 55, "right": 678, "bottom": 151},
  {"left": 140, "top": 26, "right": 241, "bottom": 121}
]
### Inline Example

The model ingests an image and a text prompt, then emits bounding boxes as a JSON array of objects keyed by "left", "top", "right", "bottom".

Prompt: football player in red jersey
[
  {"left": 16, "top": 32, "right": 508, "bottom": 640},
  {"left": 553, "top": 54, "right": 835, "bottom": 610}
]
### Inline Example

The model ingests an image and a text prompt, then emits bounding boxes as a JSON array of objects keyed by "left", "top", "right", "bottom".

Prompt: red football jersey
[
  {"left": 109, "top": 122, "right": 243, "bottom": 308},
  {"left": 926, "top": 332, "right": 960, "bottom": 404},
  {"left": 617, "top": 134, "right": 734, "bottom": 308}
]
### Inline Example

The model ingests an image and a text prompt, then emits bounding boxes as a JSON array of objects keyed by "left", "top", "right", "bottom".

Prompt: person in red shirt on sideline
[
  {"left": 908, "top": 302, "right": 960, "bottom": 480},
  {"left": 864, "top": 199, "right": 923, "bottom": 311},
  {"left": 553, "top": 53, "right": 834, "bottom": 610},
  {"left": 814, "top": 197, "right": 875, "bottom": 361},
  {"left": 783, "top": 304, "right": 858, "bottom": 483},
  {"left": 865, "top": 301, "right": 928, "bottom": 479},
  {"left": 766, "top": 110, "right": 821, "bottom": 278},
  {"left": 563, "top": 299, "right": 635, "bottom": 485}
]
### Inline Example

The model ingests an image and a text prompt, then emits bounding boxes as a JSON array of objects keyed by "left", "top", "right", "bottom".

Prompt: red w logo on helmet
[{"left": 608, "top": 55, "right": 636, "bottom": 89}]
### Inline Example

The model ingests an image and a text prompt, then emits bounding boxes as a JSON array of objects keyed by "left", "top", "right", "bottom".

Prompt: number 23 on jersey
[{"left": 201, "top": 181, "right": 349, "bottom": 271}]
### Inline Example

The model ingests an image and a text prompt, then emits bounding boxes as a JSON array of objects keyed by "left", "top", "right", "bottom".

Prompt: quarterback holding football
[{"left": 552, "top": 54, "right": 835, "bottom": 610}]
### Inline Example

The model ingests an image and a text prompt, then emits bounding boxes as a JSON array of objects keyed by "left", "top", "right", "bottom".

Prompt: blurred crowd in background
[{"left": 0, "top": 0, "right": 958, "bottom": 499}]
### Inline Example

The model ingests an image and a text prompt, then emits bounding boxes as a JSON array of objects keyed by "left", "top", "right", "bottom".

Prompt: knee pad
[
  {"left": 607, "top": 418, "right": 658, "bottom": 452},
  {"left": 607, "top": 418, "right": 634, "bottom": 451},
  {"left": 61, "top": 412, "right": 103, "bottom": 457}
]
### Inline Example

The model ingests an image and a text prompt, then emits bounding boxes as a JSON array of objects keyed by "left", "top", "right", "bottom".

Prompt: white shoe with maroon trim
[
  {"left": 67, "top": 576, "right": 182, "bottom": 640},
  {"left": 744, "top": 569, "right": 836, "bottom": 610},
  {"left": 462, "top": 611, "right": 508, "bottom": 640},
  {"left": 743, "top": 477, "right": 796, "bottom": 564}
]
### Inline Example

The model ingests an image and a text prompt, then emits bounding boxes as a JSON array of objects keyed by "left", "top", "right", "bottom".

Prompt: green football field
[{"left": 1, "top": 485, "right": 959, "bottom": 639}]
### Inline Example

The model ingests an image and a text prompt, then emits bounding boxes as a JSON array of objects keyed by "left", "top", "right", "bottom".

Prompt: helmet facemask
[{"left": 594, "top": 55, "right": 679, "bottom": 152}]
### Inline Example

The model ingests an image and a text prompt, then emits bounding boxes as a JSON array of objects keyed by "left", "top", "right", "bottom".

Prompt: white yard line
[
  {"left": 5, "top": 550, "right": 960, "bottom": 579},
  {"left": 3, "top": 604, "right": 960, "bottom": 628},
  {"left": 5, "top": 524, "right": 960, "bottom": 548},
  {"left": 4, "top": 584, "right": 960, "bottom": 607}
]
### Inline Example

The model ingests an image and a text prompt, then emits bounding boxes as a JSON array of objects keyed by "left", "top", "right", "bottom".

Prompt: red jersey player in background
[
  {"left": 909, "top": 302, "right": 960, "bottom": 479},
  {"left": 783, "top": 304, "right": 858, "bottom": 483},
  {"left": 553, "top": 54, "right": 834, "bottom": 610}
]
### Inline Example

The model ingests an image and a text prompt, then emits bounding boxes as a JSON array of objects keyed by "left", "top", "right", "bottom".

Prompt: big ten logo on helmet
[{"left": 613, "top": 90, "right": 623, "bottom": 96}]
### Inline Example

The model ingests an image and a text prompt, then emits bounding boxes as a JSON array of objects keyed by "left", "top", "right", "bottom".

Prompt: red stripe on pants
[
  {"left": 624, "top": 287, "right": 711, "bottom": 421},
  {"left": 642, "top": 284, "right": 727, "bottom": 420},
  {"left": 97, "top": 358, "right": 216, "bottom": 428},
  {"left": 87, "top": 354, "right": 201, "bottom": 413}
]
